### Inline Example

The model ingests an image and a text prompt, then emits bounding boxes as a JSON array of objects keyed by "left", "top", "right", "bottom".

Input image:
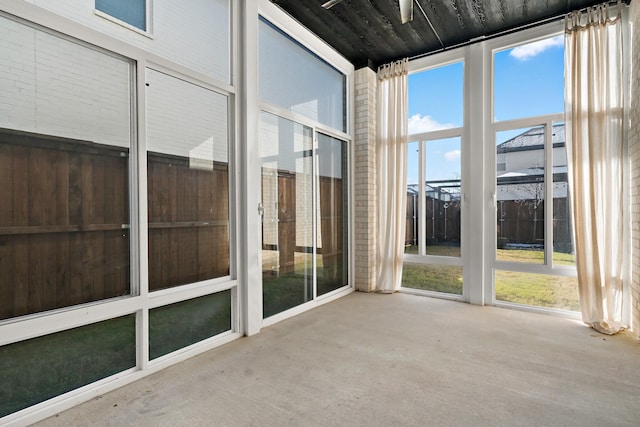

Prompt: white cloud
[
  {"left": 408, "top": 114, "right": 454, "bottom": 134},
  {"left": 509, "top": 35, "right": 563, "bottom": 61},
  {"left": 444, "top": 149, "right": 461, "bottom": 161}
]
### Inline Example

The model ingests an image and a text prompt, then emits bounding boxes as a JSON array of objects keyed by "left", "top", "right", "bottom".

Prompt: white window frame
[
  {"left": 405, "top": 21, "right": 579, "bottom": 315},
  {"left": 403, "top": 49, "right": 468, "bottom": 302},
  {"left": 248, "top": 0, "right": 355, "bottom": 331},
  {"left": 0, "top": 1, "right": 239, "bottom": 424},
  {"left": 485, "top": 23, "right": 578, "bottom": 316},
  {"left": 94, "top": 0, "right": 153, "bottom": 36}
]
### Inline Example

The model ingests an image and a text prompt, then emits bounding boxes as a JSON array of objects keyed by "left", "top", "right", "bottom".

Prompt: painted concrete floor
[{"left": 36, "top": 292, "right": 640, "bottom": 426}]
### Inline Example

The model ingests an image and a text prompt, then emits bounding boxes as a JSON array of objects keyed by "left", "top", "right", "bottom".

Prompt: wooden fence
[
  {"left": 147, "top": 152, "right": 229, "bottom": 291},
  {"left": 405, "top": 193, "right": 461, "bottom": 246},
  {"left": 405, "top": 192, "right": 572, "bottom": 251},
  {"left": 261, "top": 170, "right": 345, "bottom": 290},
  {"left": 0, "top": 129, "right": 130, "bottom": 320},
  {"left": 0, "top": 128, "right": 231, "bottom": 320}
]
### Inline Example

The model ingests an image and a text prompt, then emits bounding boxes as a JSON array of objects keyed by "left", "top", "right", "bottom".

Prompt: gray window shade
[
  {"left": 259, "top": 17, "right": 346, "bottom": 132},
  {"left": 96, "top": 0, "right": 146, "bottom": 31}
]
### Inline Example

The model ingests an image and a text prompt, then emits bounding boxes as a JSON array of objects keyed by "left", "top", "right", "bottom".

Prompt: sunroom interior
[{"left": 0, "top": 0, "right": 639, "bottom": 425}]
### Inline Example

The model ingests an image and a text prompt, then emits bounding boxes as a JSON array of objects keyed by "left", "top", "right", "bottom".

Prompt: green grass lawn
[
  {"left": 494, "top": 270, "right": 579, "bottom": 311},
  {"left": 0, "top": 315, "right": 136, "bottom": 417},
  {"left": 402, "top": 245, "right": 579, "bottom": 311},
  {"left": 402, "top": 263, "right": 463, "bottom": 294},
  {"left": 1, "top": 291, "right": 233, "bottom": 418}
]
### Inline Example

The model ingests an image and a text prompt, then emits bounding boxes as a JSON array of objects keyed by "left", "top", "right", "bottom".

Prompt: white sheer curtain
[
  {"left": 376, "top": 59, "right": 408, "bottom": 293},
  {"left": 564, "top": 1, "right": 630, "bottom": 334}
]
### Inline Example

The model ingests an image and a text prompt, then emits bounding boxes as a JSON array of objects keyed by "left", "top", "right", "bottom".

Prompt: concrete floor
[{"left": 36, "top": 292, "right": 640, "bottom": 427}]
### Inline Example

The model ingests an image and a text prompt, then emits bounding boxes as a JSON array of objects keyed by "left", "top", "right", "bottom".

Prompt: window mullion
[
  {"left": 544, "top": 121, "right": 554, "bottom": 269},
  {"left": 418, "top": 140, "right": 426, "bottom": 256}
]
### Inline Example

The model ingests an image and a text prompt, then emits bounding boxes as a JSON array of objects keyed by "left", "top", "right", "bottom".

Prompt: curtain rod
[{"left": 407, "top": 0, "right": 630, "bottom": 62}]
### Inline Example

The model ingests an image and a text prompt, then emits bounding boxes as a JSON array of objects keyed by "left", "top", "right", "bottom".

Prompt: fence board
[
  {"left": 0, "top": 129, "right": 130, "bottom": 320},
  {"left": 147, "top": 153, "right": 229, "bottom": 291}
]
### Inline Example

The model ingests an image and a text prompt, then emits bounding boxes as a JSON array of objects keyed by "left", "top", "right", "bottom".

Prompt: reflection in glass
[
  {"left": 495, "top": 270, "right": 579, "bottom": 311},
  {"left": 402, "top": 263, "right": 462, "bottom": 295},
  {"left": 496, "top": 127, "right": 545, "bottom": 263},
  {"left": 0, "top": 315, "right": 135, "bottom": 417},
  {"left": 317, "top": 134, "right": 348, "bottom": 296},
  {"left": 146, "top": 69, "right": 230, "bottom": 291},
  {"left": 258, "top": 18, "right": 346, "bottom": 132},
  {"left": 0, "top": 17, "right": 132, "bottom": 319},
  {"left": 261, "top": 112, "right": 313, "bottom": 318},
  {"left": 149, "top": 290, "right": 232, "bottom": 360}
]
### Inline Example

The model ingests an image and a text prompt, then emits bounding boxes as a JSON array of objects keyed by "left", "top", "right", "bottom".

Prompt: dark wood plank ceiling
[{"left": 269, "top": 0, "right": 611, "bottom": 69}]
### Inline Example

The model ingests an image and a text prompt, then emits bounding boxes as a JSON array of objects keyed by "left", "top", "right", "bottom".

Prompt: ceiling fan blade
[
  {"left": 322, "top": 0, "right": 344, "bottom": 9},
  {"left": 399, "top": 0, "right": 414, "bottom": 23}
]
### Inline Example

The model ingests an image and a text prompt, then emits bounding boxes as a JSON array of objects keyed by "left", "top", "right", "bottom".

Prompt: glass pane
[
  {"left": 0, "top": 315, "right": 135, "bottom": 417},
  {"left": 551, "top": 123, "right": 575, "bottom": 266},
  {"left": 494, "top": 35, "right": 564, "bottom": 121},
  {"left": 402, "top": 263, "right": 463, "bottom": 295},
  {"left": 259, "top": 18, "right": 346, "bottom": 132},
  {"left": 425, "top": 138, "right": 461, "bottom": 257},
  {"left": 0, "top": 17, "right": 132, "bottom": 144},
  {"left": 96, "top": 0, "right": 146, "bottom": 30},
  {"left": 317, "top": 134, "right": 348, "bottom": 296},
  {"left": 261, "top": 112, "right": 313, "bottom": 318},
  {"left": 495, "top": 270, "right": 579, "bottom": 311},
  {"left": 496, "top": 127, "right": 545, "bottom": 263},
  {"left": 146, "top": 69, "right": 230, "bottom": 291},
  {"left": 149, "top": 290, "right": 232, "bottom": 360},
  {"left": 408, "top": 61, "right": 463, "bottom": 133},
  {"left": 405, "top": 141, "right": 419, "bottom": 253},
  {"left": 405, "top": 138, "right": 462, "bottom": 257},
  {"left": 0, "top": 17, "right": 131, "bottom": 320}
]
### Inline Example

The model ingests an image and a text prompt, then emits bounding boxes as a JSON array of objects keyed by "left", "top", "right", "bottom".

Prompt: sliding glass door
[
  {"left": 260, "top": 113, "right": 314, "bottom": 317},
  {"left": 260, "top": 112, "right": 348, "bottom": 318}
]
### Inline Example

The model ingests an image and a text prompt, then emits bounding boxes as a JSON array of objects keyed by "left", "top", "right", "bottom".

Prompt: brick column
[
  {"left": 629, "top": 0, "right": 640, "bottom": 339},
  {"left": 353, "top": 67, "right": 377, "bottom": 292}
]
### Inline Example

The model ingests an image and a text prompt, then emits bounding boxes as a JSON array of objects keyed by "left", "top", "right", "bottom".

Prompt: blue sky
[{"left": 407, "top": 35, "right": 565, "bottom": 185}]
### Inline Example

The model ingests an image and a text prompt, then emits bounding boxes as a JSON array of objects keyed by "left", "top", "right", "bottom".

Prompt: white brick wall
[
  {"left": 146, "top": 68, "right": 228, "bottom": 163},
  {"left": 630, "top": 0, "right": 640, "bottom": 339},
  {"left": 0, "top": 14, "right": 130, "bottom": 146},
  {"left": 26, "top": 0, "right": 230, "bottom": 83},
  {"left": 353, "top": 67, "right": 377, "bottom": 292}
]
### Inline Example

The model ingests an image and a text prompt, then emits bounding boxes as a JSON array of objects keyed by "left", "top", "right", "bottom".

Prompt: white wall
[
  {"left": 146, "top": 68, "right": 228, "bottom": 164},
  {"left": 24, "top": 0, "right": 230, "bottom": 83},
  {"left": 503, "top": 146, "right": 566, "bottom": 172},
  {"left": 0, "top": 14, "right": 131, "bottom": 146}
]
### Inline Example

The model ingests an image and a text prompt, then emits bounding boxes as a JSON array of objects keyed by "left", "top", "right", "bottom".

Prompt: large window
[
  {"left": 258, "top": 15, "right": 350, "bottom": 319},
  {"left": 0, "top": 15, "right": 133, "bottom": 320},
  {"left": 403, "top": 60, "right": 464, "bottom": 296},
  {"left": 0, "top": 5, "right": 238, "bottom": 422},
  {"left": 146, "top": 69, "right": 230, "bottom": 291},
  {"left": 492, "top": 34, "right": 578, "bottom": 311},
  {"left": 402, "top": 27, "right": 577, "bottom": 312},
  {"left": 258, "top": 18, "right": 346, "bottom": 132},
  {"left": 259, "top": 113, "right": 349, "bottom": 318}
]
